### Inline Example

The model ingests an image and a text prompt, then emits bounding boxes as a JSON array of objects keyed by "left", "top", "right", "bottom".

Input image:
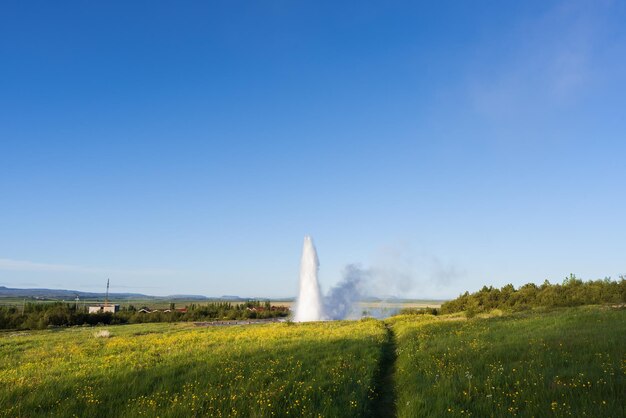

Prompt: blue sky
[{"left": 1, "top": 1, "right": 625, "bottom": 298}]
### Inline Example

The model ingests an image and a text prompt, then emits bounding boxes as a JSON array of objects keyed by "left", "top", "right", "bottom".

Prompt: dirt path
[{"left": 372, "top": 323, "right": 397, "bottom": 417}]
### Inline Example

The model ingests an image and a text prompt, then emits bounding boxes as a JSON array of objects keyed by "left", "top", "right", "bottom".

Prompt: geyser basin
[{"left": 294, "top": 235, "right": 325, "bottom": 322}]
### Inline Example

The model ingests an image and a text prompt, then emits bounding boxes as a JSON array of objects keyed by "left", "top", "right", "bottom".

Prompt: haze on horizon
[{"left": 1, "top": 1, "right": 625, "bottom": 299}]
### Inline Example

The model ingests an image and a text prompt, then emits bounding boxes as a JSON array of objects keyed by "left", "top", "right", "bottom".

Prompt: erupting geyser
[{"left": 294, "top": 235, "right": 325, "bottom": 322}]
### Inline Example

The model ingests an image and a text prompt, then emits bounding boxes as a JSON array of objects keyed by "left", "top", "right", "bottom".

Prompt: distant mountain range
[{"left": 0, "top": 286, "right": 229, "bottom": 301}]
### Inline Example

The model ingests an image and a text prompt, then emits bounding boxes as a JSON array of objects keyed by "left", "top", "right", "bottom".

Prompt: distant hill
[
  {"left": 0, "top": 286, "right": 207, "bottom": 301},
  {"left": 0, "top": 286, "right": 284, "bottom": 302},
  {"left": 166, "top": 294, "right": 213, "bottom": 301},
  {"left": 220, "top": 295, "right": 248, "bottom": 301}
]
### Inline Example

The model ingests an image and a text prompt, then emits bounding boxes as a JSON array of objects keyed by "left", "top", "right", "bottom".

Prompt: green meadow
[
  {"left": 0, "top": 306, "right": 624, "bottom": 417},
  {"left": 390, "top": 307, "right": 625, "bottom": 417},
  {"left": 0, "top": 320, "right": 386, "bottom": 417}
]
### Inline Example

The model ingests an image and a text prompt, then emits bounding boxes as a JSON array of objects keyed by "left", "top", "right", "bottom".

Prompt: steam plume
[
  {"left": 293, "top": 236, "right": 325, "bottom": 322},
  {"left": 324, "top": 264, "right": 367, "bottom": 320}
]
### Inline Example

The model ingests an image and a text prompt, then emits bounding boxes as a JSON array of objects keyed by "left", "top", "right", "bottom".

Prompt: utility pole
[{"left": 105, "top": 278, "right": 110, "bottom": 307}]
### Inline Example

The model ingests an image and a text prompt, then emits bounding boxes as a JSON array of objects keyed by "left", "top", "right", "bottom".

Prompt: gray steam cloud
[
  {"left": 324, "top": 264, "right": 368, "bottom": 320},
  {"left": 322, "top": 246, "right": 466, "bottom": 320},
  {"left": 323, "top": 263, "right": 413, "bottom": 320}
]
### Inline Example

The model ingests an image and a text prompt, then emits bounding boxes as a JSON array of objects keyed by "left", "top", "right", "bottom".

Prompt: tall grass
[
  {"left": 0, "top": 319, "right": 386, "bottom": 417},
  {"left": 391, "top": 307, "right": 626, "bottom": 417}
]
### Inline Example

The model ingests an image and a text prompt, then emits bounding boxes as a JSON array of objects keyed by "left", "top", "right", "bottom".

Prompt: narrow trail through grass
[{"left": 372, "top": 323, "right": 398, "bottom": 418}]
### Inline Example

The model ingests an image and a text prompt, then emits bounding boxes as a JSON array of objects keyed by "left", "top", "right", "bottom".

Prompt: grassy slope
[
  {"left": 390, "top": 307, "right": 626, "bottom": 417},
  {"left": 0, "top": 320, "right": 386, "bottom": 417}
]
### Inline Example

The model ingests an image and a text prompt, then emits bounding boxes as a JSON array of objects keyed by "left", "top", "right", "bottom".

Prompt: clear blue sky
[{"left": 1, "top": 1, "right": 625, "bottom": 298}]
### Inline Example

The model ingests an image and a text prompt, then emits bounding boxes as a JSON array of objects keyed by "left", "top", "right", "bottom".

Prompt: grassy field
[
  {"left": 390, "top": 307, "right": 626, "bottom": 417},
  {"left": 0, "top": 320, "right": 387, "bottom": 417},
  {"left": 1, "top": 306, "right": 623, "bottom": 417}
]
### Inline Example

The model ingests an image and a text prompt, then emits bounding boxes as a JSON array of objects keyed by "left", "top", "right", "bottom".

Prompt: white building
[{"left": 88, "top": 305, "right": 119, "bottom": 314}]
